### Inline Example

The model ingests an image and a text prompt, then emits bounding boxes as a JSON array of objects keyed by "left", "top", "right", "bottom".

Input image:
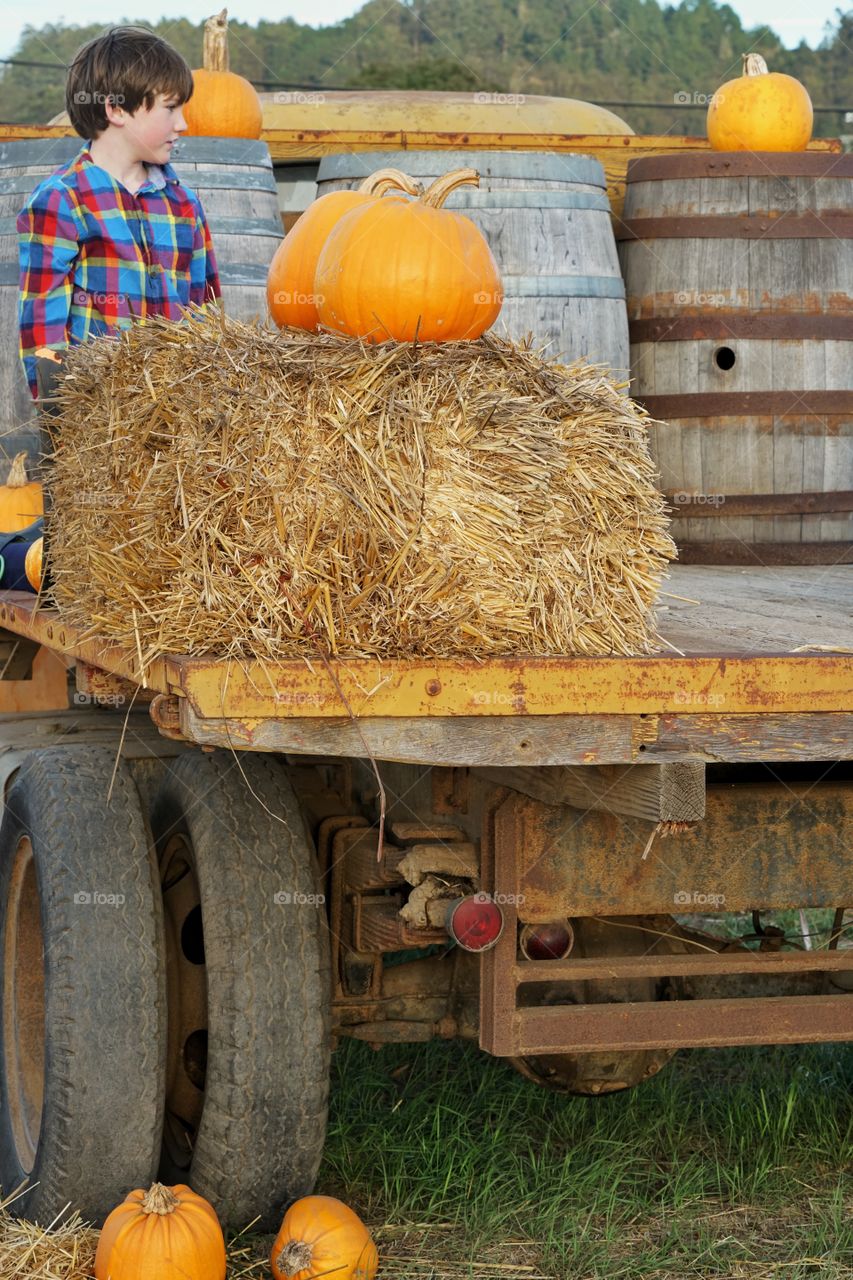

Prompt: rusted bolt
[{"left": 426, "top": 679, "right": 441, "bottom": 696}]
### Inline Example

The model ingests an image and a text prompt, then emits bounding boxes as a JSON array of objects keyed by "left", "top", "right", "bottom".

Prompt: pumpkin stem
[
  {"left": 203, "top": 7, "right": 230, "bottom": 73},
  {"left": 276, "top": 1240, "right": 314, "bottom": 1276},
  {"left": 742, "top": 52, "right": 769, "bottom": 76},
  {"left": 358, "top": 168, "right": 423, "bottom": 198},
  {"left": 6, "top": 453, "right": 30, "bottom": 489},
  {"left": 420, "top": 168, "right": 480, "bottom": 209},
  {"left": 140, "top": 1183, "right": 180, "bottom": 1216}
]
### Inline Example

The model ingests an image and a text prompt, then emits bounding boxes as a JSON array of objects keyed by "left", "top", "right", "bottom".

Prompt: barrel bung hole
[{"left": 714, "top": 346, "right": 736, "bottom": 371}]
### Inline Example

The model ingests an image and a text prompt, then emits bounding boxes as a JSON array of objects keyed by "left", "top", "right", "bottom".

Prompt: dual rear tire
[{"left": 0, "top": 746, "right": 330, "bottom": 1228}]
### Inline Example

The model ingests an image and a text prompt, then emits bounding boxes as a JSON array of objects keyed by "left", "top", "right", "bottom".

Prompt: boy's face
[{"left": 115, "top": 92, "right": 188, "bottom": 164}]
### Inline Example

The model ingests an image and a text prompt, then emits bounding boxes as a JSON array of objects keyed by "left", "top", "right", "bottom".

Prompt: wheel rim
[
  {"left": 3, "top": 837, "right": 45, "bottom": 1171},
  {"left": 160, "top": 832, "right": 208, "bottom": 1173}
]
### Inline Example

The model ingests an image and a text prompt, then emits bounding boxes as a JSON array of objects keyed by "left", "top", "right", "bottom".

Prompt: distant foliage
[{"left": 0, "top": 3, "right": 850, "bottom": 135}]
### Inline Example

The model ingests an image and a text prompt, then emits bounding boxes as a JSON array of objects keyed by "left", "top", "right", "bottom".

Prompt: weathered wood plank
[{"left": 178, "top": 705, "right": 853, "bottom": 765}]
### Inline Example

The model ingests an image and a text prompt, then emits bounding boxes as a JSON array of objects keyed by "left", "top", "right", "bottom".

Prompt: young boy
[{"left": 18, "top": 25, "right": 221, "bottom": 402}]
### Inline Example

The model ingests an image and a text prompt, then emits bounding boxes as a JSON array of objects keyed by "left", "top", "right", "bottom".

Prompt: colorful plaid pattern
[{"left": 18, "top": 144, "right": 221, "bottom": 398}]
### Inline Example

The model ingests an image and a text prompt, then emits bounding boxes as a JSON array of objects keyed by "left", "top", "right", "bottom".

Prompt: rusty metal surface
[
  {"left": 639, "top": 392, "right": 853, "bottom": 418},
  {"left": 167, "top": 652, "right": 853, "bottom": 719},
  {"left": 626, "top": 152, "right": 853, "bottom": 182},
  {"left": 617, "top": 213, "right": 853, "bottom": 240},
  {"left": 353, "top": 894, "right": 448, "bottom": 951},
  {"left": 480, "top": 787, "right": 853, "bottom": 1057},
  {"left": 514, "top": 995, "right": 853, "bottom": 1053},
  {"left": 676, "top": 542, "right": 853, "bottom": 566},
  {"left": 517, "top": 783, "right": 853, "bottom": 917},
  {"left": 630, "top": 315, "right": 853, "bottom": 342},
  {"left": 667, "top": 492, "right": 853, "bottom": 518},
  {"left": 0, "top": 595, "right": 166, "bottom": 690},
  {"left": 513, "top": 951, "right": 853, "bottom": 983}
]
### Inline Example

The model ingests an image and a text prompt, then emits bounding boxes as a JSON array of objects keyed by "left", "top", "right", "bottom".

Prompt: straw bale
[
  {"left": 45, "top": 309, "right": 675, "bottom": 674},
  {"left": 0, "top": 1193, "right": 97, "bottom": 1280}
]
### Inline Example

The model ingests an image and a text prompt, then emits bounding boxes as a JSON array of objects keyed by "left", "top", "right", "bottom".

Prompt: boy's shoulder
[
  {"left": 21, "top": 146, "right": 206, "bottom": 219},
  {"left": 22, "top": 146, "right": 89, "bottom": 210}
]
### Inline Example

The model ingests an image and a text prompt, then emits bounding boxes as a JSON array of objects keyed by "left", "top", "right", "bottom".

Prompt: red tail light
[
  {"left": 519, "top": 920, "right": 575, "bottom": 961},
  {"left": 446, "top": 894, "right": 504, "bottom": 952}
]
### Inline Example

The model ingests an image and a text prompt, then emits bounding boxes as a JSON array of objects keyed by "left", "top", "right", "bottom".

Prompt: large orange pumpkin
[
  {"left": 94, "top": 1182, "right": 226, "bottom": 1280},
  {"left": 268, "top": 169, "right": 423, "bottom": 331},
  {"left": 271, "top": 1195, "right": 378, "bottom": 1280},
  {"left": 315, "top": 168, "right": 503, "bottom": 343},
  {"left": 184, "top": 8, "right": 262, "bottom": 140},
  {"left": 0, "top": 453, "right": 43, "bottom": 533},
  {"left": 707, "top": 53, "right": 813, "bottom": 152}
]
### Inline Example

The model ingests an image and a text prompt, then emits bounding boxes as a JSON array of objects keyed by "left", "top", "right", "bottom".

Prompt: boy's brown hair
[{"left": 66, "top": 26, "right": 194, "bottom": 139}]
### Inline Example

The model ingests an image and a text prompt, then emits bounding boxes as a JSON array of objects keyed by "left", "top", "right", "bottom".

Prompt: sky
[{"left": 0, "top": 0, "right": 844, "bottom": 62}]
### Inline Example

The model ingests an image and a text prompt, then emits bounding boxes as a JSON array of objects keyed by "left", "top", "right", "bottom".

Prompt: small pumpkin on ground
[
  {"left": 267, "top": 169, "right": 423, "bottom": 331},
  {"left": 314, "top": 167, "right": 503, "bottom": 343},
  {"left": 184, "top": 8, "right": 262, "bottom": 139},
  {"left": 94, "top": 1182, "right": 226, "bottom": 1280},
  {"left": 271, "top": 1195, "right": 379, "bottom": 1280},
  {"left": 0, "top": 453, "right": 43, "bottom": 532},
  {"left": 707, "top": 53, "right": 813, "bottom": 152}
]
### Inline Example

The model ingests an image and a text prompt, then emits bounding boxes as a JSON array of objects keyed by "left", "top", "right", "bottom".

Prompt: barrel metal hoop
[
  {"left": 217, "top": 264, "right": 271, "bottom": 285},
  {"left": 448, "top": 190, "right": 611, "bottom": 211},
  {"left": 674, "top": 541, "right": 853, "bottom": 567},
  {"left": 629, "top": 315, "right": 853, "bottom": 343},
  {"left": 170, "top": 139, "right": 272, "bottom": 167},
  {"left": 176, "top": 170, "right": 278, "bottom": 192},
  {"left": 0, "top": 262, "right": 275, "bottom": 287},
  {"left": 640, "top": 392, "right": 853, "bottom": 418},
  {"left": 626, "top": 153, "right": 853, "bottom": 182},
  {"left": 667, "top": 490, "right": 853, "bottom": 518},
  {"left": 504, "top": 274, "right": 625, "bottom": 299},
  {"left": 617, "top": 213, "right": 853, "bottom": 240},
  {"left": 317, "top": 149, "right": 608, "bottom": 187}
]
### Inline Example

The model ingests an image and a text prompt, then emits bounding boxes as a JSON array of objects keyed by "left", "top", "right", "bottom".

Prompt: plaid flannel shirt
[{"left": 17, "top": 143, "right": 221, "bottom": 398}]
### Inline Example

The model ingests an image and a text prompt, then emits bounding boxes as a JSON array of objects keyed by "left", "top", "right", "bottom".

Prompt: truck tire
[
  {"left": 150, "top": 750, "right": 331, "bottom": 1230},
  {"left": 0, "top": 746, "right": 166, "bottom": 1225}
]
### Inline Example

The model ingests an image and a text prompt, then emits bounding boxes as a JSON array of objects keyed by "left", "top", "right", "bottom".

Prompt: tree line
[{"left": 1, "top": 0, "right": 850, "bottom": 137}]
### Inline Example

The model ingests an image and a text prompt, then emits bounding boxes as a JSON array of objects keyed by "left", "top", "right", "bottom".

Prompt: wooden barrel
[
  {"left": 618, "top": 152, "right": 853, "bottom": 564},
  {"left": 0, "top": 137, "right": 281, "bottom": 467},
  {"left": 316, "top": 150, "right": 628, "bottom": 380}
]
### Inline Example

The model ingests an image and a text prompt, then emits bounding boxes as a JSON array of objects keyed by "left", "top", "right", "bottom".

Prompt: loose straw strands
[{"left": 46, "top": 310, "right": 675, "bottom": 678}]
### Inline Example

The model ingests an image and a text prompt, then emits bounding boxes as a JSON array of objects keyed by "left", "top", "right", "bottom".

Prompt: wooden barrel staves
[
  {"left": 317, "top": 150, "right": 629, "bottom": 381},
  {"left": 0, "top": 136, "right": 281, "bottom": 467},
  {"left": 617, "top": 152, "right": 853, "bottom": 564}
]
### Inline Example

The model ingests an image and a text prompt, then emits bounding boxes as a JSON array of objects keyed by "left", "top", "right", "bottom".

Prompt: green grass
[
  {"left": 315, "top": 1038, "right": 852, "bottom": 1279},
  {"left": 233, "top": 1036, "right": 853, "bottom": 1278}
]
